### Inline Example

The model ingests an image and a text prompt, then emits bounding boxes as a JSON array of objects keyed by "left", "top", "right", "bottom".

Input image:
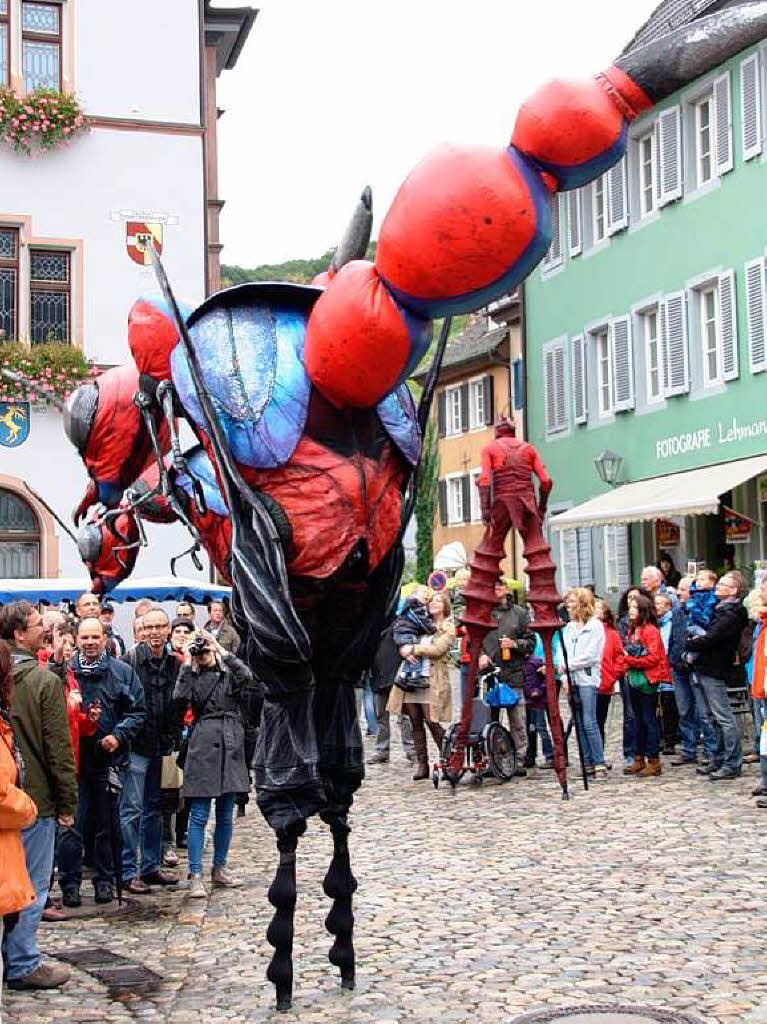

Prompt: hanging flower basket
[
  {"left": 0, "top": 87, "right": 87, "bottom": 154},
  {"left": 0, "top": 341, "right": 98, "bottom": 405}
]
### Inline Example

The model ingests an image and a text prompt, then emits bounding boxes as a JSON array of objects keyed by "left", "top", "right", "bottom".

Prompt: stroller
[{"left": 432, "top": 665, "right": 517, "bottom": 788}]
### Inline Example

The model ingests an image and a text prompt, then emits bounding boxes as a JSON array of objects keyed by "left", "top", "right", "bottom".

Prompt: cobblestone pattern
[{"left": 4, "top": 700, "right": 767, "bottom": 1024}]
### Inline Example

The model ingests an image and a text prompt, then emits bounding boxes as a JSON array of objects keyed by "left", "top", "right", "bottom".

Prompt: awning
[
  {"left": 0, "top": 575, "right": 231, "bottom": 606},
  {"left": 550, "top": 454, "right": 767, "bottom": 531}
]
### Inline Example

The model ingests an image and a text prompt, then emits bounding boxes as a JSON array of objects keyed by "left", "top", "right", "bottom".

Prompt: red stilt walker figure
[{"left": 456, "top": 416, "right": 573, "bottom": 797}]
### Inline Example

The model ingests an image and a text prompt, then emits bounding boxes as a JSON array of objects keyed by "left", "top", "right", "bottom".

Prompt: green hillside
[{"left": 222, "top": 242, "right": 377, "bottom": 287}]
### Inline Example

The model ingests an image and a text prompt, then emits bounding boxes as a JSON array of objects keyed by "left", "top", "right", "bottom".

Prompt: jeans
[
  {"left": 525, "top": 707, "right": 553, "bottom": 764},
  {"left": 673, "top": 672, "right": 700, "bottom": 758},
  {"left": 58, "top": 765, "right": 116, "bottom": 889},
  {"left": 3, "top": 816, "right": 56, "bottom": 981},
  {"left": 618, "top": 677, "right": 636, "bottom": 761},
  {"left": 628, "top": 686, "right": 661, "bottom": 759},
  {"left": 373, "top": 689, "right": 414, "bottom": 757},
  {"left": 575, "top": 685, "right": 604, "bottom": 767},
  {"left": 693, "top": 672, "right": 742, "bottom": 773},
  {"left": 755, "top": 698, "right": 767, "bottom": 788},
  {"left": 596, "top": 693, "right": 611, "bottom": 744},
  {"left": 187, "top": 794, "right": 236, "bottom": 875},
  {"left": 120, "top": 752, "right": 163, "bottom": 880},
  {"left": 361, "top": 679, "right": 377, "bottom": 734}
]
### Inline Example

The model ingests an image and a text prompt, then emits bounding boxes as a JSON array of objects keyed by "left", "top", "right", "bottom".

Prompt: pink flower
[
  {"left": 63, "top": 126, "right": 70, "bottom": 134},
  {"left": 24, "top": 106, "right": 32, "bottom": 114}
]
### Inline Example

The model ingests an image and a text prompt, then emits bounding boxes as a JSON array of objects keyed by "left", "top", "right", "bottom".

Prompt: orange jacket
[{"left": 0, "top": 715, "right": 37, "bottom": 916}]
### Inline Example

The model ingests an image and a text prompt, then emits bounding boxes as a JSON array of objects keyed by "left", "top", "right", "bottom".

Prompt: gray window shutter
[
  {"left": 718, "top": 269, "right": 738, "bottom": 381},
  {"left": 459, "top": 382, "right": 469, "bottom": 432},
  {"left": 553, "top": 344, "right": 566, "bottom": 430},
  {"left": 610, "top": 315, "right": 634, "bottom": 411},
  {"left": 567, "top": 189, "right": 582, "bottom": 256},
  {"left": 606, "top": 157, "right": 628, "bottom": 234},
  {"left": 746, "top": 257, "right": 767, "bottom": 373},
  {"left": 741, "top": 53, "right": 762, "bottom": 161},
  {"left": 663, "top": 291, "right": 689, "bottom": 396},
  {"left": 714, "top": 71, "right": 734, "bottom": 176},
  {"left": 543, "top": 194, "right": 564, "bottom": 272},
  {"left": 438, "top": 480, "right": 448, "bottom": 526},
  {"left": 577, "top": 528, "right": 594, "bottom": 586},
  {"left": 544, "top": 350, "right": 556, "bottom": 433},
  {"left": 605, "top": 525, "right": 631, "bottom": 592},
  {"left": 658, "top": 105, "right": 682, "bottom": 206},
  {"left": 437, "top": 391, "right": 447, "bottom": 437},
  {"left": 560, "top": 529, "right": 580, "bottom": 589},
  {"left": 461, "top": 475, "right": 471, "bottom": 523},
  {"left": 483, "top": 374, "right": 494, "bottom": 425},
  {"left": 571, "top": 334, "right": 587, "bottom": 424}
]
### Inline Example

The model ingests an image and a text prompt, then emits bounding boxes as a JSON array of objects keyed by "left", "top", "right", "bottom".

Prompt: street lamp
[{"left": 594, "top": 449, "right": 624, "bottom": 487}]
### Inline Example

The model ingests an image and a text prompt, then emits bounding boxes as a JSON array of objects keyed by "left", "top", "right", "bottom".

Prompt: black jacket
[
  {"left": 483, "top": 605, "right": 536, "bottom": 687},
  {"left": 65, "top": 651, "right": 146, "bottom": 767},
  {"left": 685, "top": 598, "right": 748, "bottom": 682},
  {"left": 122, "top": 643, "right": 183, "bottom": 758},
  {"left": 369, "top": 627, "right": 400, "bottom": 693}
]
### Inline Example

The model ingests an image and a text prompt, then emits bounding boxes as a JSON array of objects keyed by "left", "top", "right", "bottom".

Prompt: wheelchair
[{"left": 432, "top": 667, "right": 517, "bottom": 788}]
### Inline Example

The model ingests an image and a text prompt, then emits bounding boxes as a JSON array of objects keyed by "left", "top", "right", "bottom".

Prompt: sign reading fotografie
[{"left": 656, "top": 416, "right": 767, "bottom": 460}]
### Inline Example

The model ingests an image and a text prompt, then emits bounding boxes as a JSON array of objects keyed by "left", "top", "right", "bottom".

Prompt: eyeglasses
[{"left": 144, "top": 625, "right": 168, "bottom": 632}]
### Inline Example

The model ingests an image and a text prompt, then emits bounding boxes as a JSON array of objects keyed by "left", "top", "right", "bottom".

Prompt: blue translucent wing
[
  {"left": 377, "top": 384, "right": 421, "bottom": 466},
  {"left": 173, "top": 446, "right": 228, "bottom": 516}
]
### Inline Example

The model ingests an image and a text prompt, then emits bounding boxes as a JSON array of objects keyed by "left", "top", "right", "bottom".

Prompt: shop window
[
  {"left": 29, "top": 248, "right": 70, "bottom": 343},
  {"left": 0, "top": 488, "right": 40, "bottom": 578},
  {"left": 0, "top": 227, "right": 18, "bottom": 342},
  {"left": 22, "top": 1, "right": 61, "bottom": 92}
]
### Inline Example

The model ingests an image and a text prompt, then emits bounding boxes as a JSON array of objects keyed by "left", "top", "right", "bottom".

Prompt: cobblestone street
[{"left": 5, "top": 710, "right": 767, "bottom": 1024}]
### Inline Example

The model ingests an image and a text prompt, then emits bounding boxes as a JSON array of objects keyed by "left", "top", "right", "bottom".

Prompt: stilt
[
  {"left": 321, "top": 814, "right": 357, "bottom": 990},
  {"left": 266, "top": 821, "right": 306, "bottom": 1012}
]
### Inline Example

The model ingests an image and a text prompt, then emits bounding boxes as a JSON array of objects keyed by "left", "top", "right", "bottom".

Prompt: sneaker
[
  {"left": 211, "top": 865, "right": 242, "bottom": 888},
  {"left": 7, "top": 962, "right": 71, "bottom": 990},
  {"left": 709, "top": 767, "right": 741, "bottom": 781},
  {"left": 188, "top": 873, "right": 207, "bottom": 898},
  {"left": 61, "top": 887, "right": 81, "bottom": 908},
  {"left": 94, "top": 882, "right": 114, "bottom": 905},
  {"left": 140, "top": 870, "right": 178, "bottom": 887},
  {"left": 163, "top": 845, "right": 179, "bottom": 868},
  {"left": 125, "top": 877, "right": 152, "bottom": 895},
  {"left": 696, "top": 764, "right": 713, "bottom": 775},
  {"left": 671, "top": 754, "right": 698, "bottom": 766},
  {"left": 367, "top": 752, "right": 390, "bottom": 764},
  {"left": 42, "top": 907, "right": 69, "bottom": 922}
]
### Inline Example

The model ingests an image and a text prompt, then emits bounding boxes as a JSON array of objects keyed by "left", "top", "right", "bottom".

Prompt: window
[
  {"left": 567, "top": 189, "right": 582, "bottom": 256},
  {"left": 639, "top": 132, "right": 657, "bottom": 217},
  {"left": 541, "top": 193, "right": 563, "bottom": 273},
  {"left": 0, "top": 0, "right": 8, "bottom": 86},
  {"left": 0, "top": 227, "right": 18, "bottom": 342},
  {"left": 695, "top": 96, "right": 714, "bottom": 187},
  {"left": 29, "top": 248, "right": 70, "bottom": 343},
  {"left": 468, "top": 378, "right": 485, "bottom": 430},
  {"left": 447, "top": 476, "right": 463, "bottom": 525},
  {"left": 595, "top": 328, "right": 612, "bottom": 416},
  {"left": 446, "top": 385, "right": 462, "bottom": 436},
  {"left": 0, "top": 489, "right": 39, "bottom": 578},
  {"left": 644, "top": 307, "right": 663, "bottom": 404},
  {"left": 700, "top": 286, "right": 720, "bottom": 386},
  {"left": 22, "top": 1, "right": 61, "bottom": 92},
  {"left": 470, "top": 469, "right": 482, "bottom": 523},
  {"left": 592, "top": 176, "right": 606, "bottom": 242}
]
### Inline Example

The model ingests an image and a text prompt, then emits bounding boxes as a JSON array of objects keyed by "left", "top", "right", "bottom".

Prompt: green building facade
[{"left": 525, "top": 33, "right": 767, "bottom": 598}]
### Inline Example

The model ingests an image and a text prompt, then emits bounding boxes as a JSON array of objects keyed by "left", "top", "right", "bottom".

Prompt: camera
[{"left": 188, "top": 633, "right": 209, "bottom": 657}]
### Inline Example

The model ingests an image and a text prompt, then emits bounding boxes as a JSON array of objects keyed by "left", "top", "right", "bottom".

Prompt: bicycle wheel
[
  {"left": 441, "top": 724, "right": 467, "bottom": 785},
  {"left": 484, "top": 722, "right": 517, "bottom": 781}
]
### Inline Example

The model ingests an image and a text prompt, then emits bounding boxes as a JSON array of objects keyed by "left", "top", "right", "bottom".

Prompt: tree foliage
[
  {"left": 222, "top": 242, "right": 377, "bottom": 288},
  {"left": 415, "top": 418, "right": 439, "bottom": 584}
]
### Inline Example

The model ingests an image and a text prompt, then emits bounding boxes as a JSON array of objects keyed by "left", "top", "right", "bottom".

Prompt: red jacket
[
  {"left": 599, "top": 626, "right": 626, "bottom": 695},
  {"left": 623, "top": 624, "right": 671, "bottom": 686}
]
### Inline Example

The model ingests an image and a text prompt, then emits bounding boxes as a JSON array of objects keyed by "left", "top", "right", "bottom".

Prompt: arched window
[{"left": 0, "top": 488, "right": 40, "bottom": 578}]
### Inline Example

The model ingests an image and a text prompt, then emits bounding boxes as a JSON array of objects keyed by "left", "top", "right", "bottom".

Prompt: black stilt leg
[
  {"left": 266, "top": 822, "right": 305, "bottom": 1012},
  {"left": 321, "top": 814, "right": 357, "bottom": 991}
]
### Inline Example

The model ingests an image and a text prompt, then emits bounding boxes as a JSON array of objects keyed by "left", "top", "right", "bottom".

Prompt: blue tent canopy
[{"left": 0, "top": 575, "right": 231, "bottom": 606}]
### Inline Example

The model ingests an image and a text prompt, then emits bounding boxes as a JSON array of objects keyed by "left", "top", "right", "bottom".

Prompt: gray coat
[{"left": 173, "top": 653, "right": 251, "bottom": 799}]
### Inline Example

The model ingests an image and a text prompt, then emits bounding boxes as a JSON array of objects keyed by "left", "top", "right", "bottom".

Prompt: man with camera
[
  {"left": 173, "top": 628, "right": 257, "bottom": 897},
  {"left": 54, "top": 616, "right": 145, "bottom": 907},
  {"left": 120, "top": 605, "right": 185, "bottom": 893}
]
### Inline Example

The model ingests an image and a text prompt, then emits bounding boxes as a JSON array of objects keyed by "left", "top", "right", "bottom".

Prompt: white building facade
[{"left": 0, "top": 0, "right": 255, "bottom": 580}]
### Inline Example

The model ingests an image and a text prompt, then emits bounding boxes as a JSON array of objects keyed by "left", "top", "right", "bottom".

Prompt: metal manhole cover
[
  {"left": 510, "top": 1008, "right": 705, "bottom": 1024},
  {"left": 55, "top": 946, "right": 162, "bottom": 992}
]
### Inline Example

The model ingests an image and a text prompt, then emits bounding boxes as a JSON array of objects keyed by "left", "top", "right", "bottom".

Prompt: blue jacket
[
  {"left": 686, "top": 585, "right": 718, "bottom": 631},
  {"left": 67, "top": 651, "right": 146, "bottom": 756}
]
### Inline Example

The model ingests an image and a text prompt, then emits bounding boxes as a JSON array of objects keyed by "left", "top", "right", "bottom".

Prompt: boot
[
  {"left": 426, "top": 719, "right": 444, "bottom": 754},
  {"left": 637, "top": 757, "right": 662, "bottom": 778},
  {"left": 623, "top": 756, "right": 645, "bottom": 775},
  {"left": 411, "top": 723, "right": 429, "bottom": 781}
]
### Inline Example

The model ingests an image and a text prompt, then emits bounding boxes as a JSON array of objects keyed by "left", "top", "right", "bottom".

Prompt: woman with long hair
[
  {"left": 0, "top": 639, "right": 38, "bottom": 1013},
  {"left": 558, "top": 588, "right": 607, "bottom": 779},
  {"left": 388, "top": 591, "right": 455, "bottom": 780},
  {"left": 615, "top": 586, "right": 654, "bottom": 766},
  {"left": 623, "top": 593, "right": 669, "bottom": 778},
  {"left": 595, "top": 599, "right": 624, "bottom": 748}
]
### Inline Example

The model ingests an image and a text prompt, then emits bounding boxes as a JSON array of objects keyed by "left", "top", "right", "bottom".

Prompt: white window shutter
[
  {"left": 544, "top": 350, "right": 556, "bottom": 431},
  {"left": 560, "top": 529, "right": 579, "bottom": 589},
  {"left": 567, "top": 189, "right": 582, "bottom": 256},
  {"left": 571, "top": 334, "right": 587, "bottom": 424},
  {"left": 663, "top": 291, "right": 690, "bottom": 396},
  {"left": 741, "top": 53, "right": 762, "bottom": 161},
  {"left": 606, "top": 157, "right": 628, "bottom": 234},
  {"left": 659, "top": 300, "right": 669, "bottom": 392},
  {"left": 577, "top": 528, "right": 594, "bottom": 586},
  {"left": 545, "top": 194, "right": 563, "bottom": 271},
  {"left": 610, "top": 315, "right": 634, "bottom": 411},
  {"left": 605, "top": 525, "right": 631, "bottom": 592},
  {"left": 553, "top": 344, "right": 567, "bottom": 430},
  {"left": 658, "top": 106, "right": 682, "bottom": 206},
  {"left": 746, "top": 257, "right": 767, "bottom": 373},
  {"left": 714, "top": 71, "right": 734, "bottom": 175},
  {"left": 718, "top": 269, "right": 738, "bottom": 381}
]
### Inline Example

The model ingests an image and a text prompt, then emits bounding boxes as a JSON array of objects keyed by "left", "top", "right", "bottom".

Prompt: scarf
[
  {"left": 0, "top": 706, "right": 26, "bottom": 789},
  {"left": 76, "top": 650, "right": 108, "bottom": 676}
]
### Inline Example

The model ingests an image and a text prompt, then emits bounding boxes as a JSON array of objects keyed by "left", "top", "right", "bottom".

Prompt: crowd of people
[{"left": 0, "top": 594, "right": 257, "bottom": 999}]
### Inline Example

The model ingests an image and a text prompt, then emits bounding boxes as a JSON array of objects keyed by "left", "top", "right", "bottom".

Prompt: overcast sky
[{"left": 215, "top": 0, "right": 661, "bottom": 268}]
